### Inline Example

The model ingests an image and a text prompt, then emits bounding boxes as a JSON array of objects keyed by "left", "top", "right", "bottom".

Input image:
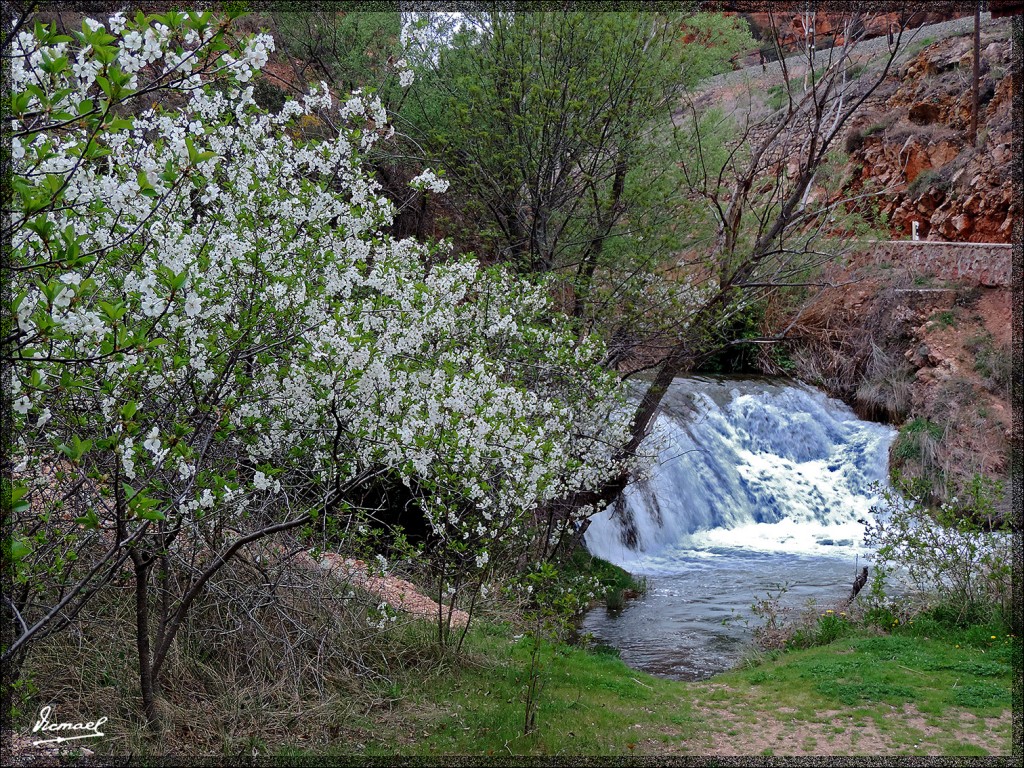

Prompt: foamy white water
[{"left": 584, "top": 377, "right": 896, "bottom": 574}]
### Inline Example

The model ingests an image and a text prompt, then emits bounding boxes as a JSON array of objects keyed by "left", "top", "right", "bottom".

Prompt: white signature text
[{"left": 32, "top": 705, "right": 107, "bottom": 746}]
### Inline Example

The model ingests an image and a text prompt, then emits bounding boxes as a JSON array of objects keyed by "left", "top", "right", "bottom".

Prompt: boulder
[{"left": 902, "top": 137, "right": 930, "bottom": 184}]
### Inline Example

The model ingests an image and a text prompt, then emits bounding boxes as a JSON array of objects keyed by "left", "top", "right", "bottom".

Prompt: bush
[
  {"left": 863, "top": 476, "right": 1013, "bottom": 627},
  {"left": 845, "top": 129, "right": 866, "bottom": 154},
  {"left": 6, "top": 9, "right": 634, "bottom": 728},
  {"left": 907, "top": 168, "right": 949, "bottom": 199},
  {"left": 891, "top": 417, "right": 944, "bottom": 464},
  {"left": 787, "top": 609, "right": 854, "bottom": 649},
  {"left": 854, "top": 342, "right": 914, "bottom": 422},
  {"left": 561, "top": 548, "right": 646, "bottom": 611}
]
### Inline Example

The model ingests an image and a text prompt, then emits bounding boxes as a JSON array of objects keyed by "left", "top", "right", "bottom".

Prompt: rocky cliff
[{"left": 843, "top": 21, "right": 1015, "bottom": 242}]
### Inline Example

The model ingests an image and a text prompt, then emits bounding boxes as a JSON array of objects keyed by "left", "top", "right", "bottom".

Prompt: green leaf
[
  {"left": 74, "top": 509, "right": 100, "bottom": 529},
  {"left": 185, "top": 135, "right": 198, "bottom": 164},
  {"left": 11, "top": 90, "right": 31, "bottom": 116},
  {"left": 58, "top": 436, "right": 92, "bottom": 462},
  {"left": 99, "top": 300, "right": 127, "bottom": 321},
  {"left": 120, "top": 401, "right": 138, "bottom": 419},
  {"left": 107, "top": 117, "right": 134, "bottom": 132},
  {"left": 10, "top": 485, "right": 30, "bottom": 515},
  {"left": 11, "top": 539, "right": 32, "bottom": 561}
]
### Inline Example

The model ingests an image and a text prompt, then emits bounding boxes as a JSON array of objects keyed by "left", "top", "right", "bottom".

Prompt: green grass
[
  {"left": 891, "top": 416, "right": 944, "bottom": 463},
  {"left": 271, "top": 608, "right": 1016, "bottom": 758},
  {"left": 966, "top": 332, "right": 1011, "bottom": 396},
  {"left": 284, "top": 621, "right": 694, "bottom": 757},
  {"left": 711, "top": 619, "right": 1016, "bottom": 755},
  {"left": 727, "top": 619, "right": 1016, "bottom": 717},
  {"left": 927, "top": 309, "right": 957, "bottom": 329},
  {"left": 20, "top": 552, "right": 1014, "bottom": 758}
]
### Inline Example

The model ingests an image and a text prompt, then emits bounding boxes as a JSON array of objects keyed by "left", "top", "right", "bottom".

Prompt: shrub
[
  {"left": 891, "top": 417, "right": 944, "bottom": 464},
  {"left": 863, "top": 476, "right": 1013, "bottom": 626},
  {"left": 927, "top": 309, "right": 958, "bottom": 329},
  {"left": 907, "top": 168, "right": 949, "bottom": 199},
  {"left": 966, "top": 333, "right": 1011, "bottom": 398},
  {"left": 845, "top": 129, "right": 866, "bottom": 154},
  {"left": 854, "top": 342, "right": 914, "bottom": 422},
  {"left": 787, "top": 609, "right": 854, "bottom": 649}
]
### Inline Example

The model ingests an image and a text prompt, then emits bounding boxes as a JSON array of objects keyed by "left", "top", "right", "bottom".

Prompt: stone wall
[{"left": 868, "top": 240, "right": 1012, "bottom": 287}]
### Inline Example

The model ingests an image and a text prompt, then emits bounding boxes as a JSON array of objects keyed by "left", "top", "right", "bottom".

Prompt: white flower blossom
[
  {"left": 143, "top": 427, "right": 161, "bottom": 454},
  {"left": 8, "top": 14, "right": 637, "bottom": 640},
  {"left": 140, "top": 294, "right": 166, "bottom": 317},
  {"left": 183, "top": 294, "right": 202, "bottom": 317},
  {"left": 52, "top": 287, "right": 74, "bottom": 310},
  {"left": 409, "top": 169, "right": 449, "bottom": 194}
]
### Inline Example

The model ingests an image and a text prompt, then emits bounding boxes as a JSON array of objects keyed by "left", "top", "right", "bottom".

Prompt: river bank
[{"left": 288, "top": 613, "right": 1016, "bottom": 758}]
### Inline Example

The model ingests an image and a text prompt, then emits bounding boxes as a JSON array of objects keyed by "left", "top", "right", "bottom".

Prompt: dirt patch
[
  {"left": 646, "top": 685, "right": 1012, "bottom": 756},
  {"left": 976, "top": 289, "right": 1013, "bottom": 348},
  {"left": 315, "top": 553, "right": 469, "bottom": 628}
]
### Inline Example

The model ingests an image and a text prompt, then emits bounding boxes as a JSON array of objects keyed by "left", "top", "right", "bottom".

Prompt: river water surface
[{"left": 581, "top": 376, "right": 896, "bottom": 680}]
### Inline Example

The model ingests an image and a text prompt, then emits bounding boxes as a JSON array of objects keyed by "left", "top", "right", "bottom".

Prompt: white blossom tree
[{"left": 3, "top": 8, "right": 633, "bottom": 727}]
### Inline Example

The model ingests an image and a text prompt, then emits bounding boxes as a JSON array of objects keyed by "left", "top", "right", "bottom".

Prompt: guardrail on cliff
[{"left": 866, "top": 240, "right": 1012, "bottom": 287}]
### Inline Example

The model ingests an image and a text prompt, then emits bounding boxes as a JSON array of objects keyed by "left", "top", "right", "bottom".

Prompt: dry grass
[{"left": 14, "top": 542, "right": 469, "bottom": 758}]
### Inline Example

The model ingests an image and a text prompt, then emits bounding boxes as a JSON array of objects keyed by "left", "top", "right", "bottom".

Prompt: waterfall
[{"left": 584, "top": 377, "right": 897, "bottom": 574}]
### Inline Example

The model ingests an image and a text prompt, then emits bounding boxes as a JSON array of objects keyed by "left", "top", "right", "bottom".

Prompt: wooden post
[
  {"left": 847, "top": 566, "right": 869, "bottom": 604},
  {"left": 969, "top": 1, "right": 981, "bottom": 145}
]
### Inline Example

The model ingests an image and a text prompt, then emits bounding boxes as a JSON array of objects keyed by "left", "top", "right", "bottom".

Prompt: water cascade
[{"left": 581, "top": 377, "right": 897, "bottom": 679}]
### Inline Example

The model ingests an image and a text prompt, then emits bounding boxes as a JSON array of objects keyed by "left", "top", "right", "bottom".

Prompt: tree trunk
[
  {"left": 572, "top": 155, "right": 628, "bottom": 319},
  {"left": 133, "top": 555, "right": 159, "bottom": 730}
]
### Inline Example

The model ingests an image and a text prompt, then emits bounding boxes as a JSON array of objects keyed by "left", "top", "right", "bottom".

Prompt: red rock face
[{"left": 843, "top": 27, "right": 1014, "bottom": 243}]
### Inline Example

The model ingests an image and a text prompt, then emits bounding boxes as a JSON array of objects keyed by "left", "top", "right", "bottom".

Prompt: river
[{"left": 581, "top": 376, "right": 897, "bottom": 680}]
